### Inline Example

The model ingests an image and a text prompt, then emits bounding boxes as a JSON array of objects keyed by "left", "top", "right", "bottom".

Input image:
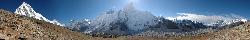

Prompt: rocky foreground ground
[
  {"left": 0, "top": 9, "right": 250, "bottom": 40},
  {"left": 0, "top": 9, "right": 91, "bottom": 40}
]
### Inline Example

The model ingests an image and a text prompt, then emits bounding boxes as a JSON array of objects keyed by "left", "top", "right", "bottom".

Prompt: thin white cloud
[{"left": 166, "top": 13, "right": 247, "bottom": 26}]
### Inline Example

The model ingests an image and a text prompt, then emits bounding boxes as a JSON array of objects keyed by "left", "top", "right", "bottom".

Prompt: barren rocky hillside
[{"left": 0, "top": 9, "right": 90, "bottom": 40}]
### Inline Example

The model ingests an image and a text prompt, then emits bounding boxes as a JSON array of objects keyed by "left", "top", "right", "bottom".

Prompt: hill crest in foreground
[{"left": 0, "top": 9, "right": 89, "bottom": 40}]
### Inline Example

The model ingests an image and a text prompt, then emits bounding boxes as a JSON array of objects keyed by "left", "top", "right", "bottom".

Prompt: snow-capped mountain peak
[
  {"left": 15, "top": 2, "right": 46, "bottom": 20},
  {"left": 79, "top": 3, "right": 158, "bottom": 34},
  {"left": 15, "top": 2, "right": 64, "bottom": 26}
]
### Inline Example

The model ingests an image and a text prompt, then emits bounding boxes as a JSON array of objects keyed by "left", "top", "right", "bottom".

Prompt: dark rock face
[
  {"left": 146, "top": 17, "right": 182, "bottom": 32},
  {"left": 175, "top": 20, "right": 207, "bottom": 31},
  {"left": 70, "top": 20, "right": 90, "bottom": 32},
  {"left": 153, "top": 17, "right": 179, "bottom": 29},
  {"left": 147, "top": 17, "right": 208, "bottom": 32},
  {"left": 109, "top": 21, "right": 129, "bottom": 33}
]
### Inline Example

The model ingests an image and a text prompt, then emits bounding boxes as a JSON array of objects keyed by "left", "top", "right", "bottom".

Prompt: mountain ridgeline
[{"left": 68, "top": 3, "right": 248, "bottom": 37}]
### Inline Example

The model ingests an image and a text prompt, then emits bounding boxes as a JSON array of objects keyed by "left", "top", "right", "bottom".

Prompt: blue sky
[{"left": 0, "top": 0, "right": 250, "bottom": 24}]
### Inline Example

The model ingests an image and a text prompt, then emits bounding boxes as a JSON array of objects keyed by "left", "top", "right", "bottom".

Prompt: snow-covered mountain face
[
  {"left": 68, "top": 3, "right": 158, "bottom": 35},
  {"left": 83, "top": 3, "right": 158, "bottom": 34},
  {"left": 15, "top": 2, "right": 64, "bottom": 26},
  {"left": 123, "top": 3, "right": 158, "bottom": 31}
]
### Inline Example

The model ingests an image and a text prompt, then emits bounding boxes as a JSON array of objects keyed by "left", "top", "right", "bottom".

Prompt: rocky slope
[{"left": 0, "top": 9, "right": 90, "bottom": 40}]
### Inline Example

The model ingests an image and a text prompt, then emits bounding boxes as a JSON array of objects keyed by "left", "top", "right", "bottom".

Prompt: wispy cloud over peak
[{"left": 166, "top": 13, "right": 247, "bottom": 26}]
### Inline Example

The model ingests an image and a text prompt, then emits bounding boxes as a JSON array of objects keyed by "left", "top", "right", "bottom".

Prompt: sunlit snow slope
[{"left": 15, "top": 2, "right": 64, "bottom": 26}]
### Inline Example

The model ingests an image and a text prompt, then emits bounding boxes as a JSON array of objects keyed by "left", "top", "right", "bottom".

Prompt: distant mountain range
[{"left": 68, "top": 3, "right": 248, "bottom": 37}]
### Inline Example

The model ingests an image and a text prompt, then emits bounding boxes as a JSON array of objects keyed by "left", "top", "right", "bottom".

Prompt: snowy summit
[{"left": 15, "top": 2, "right": 64, "bottom": 26}]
